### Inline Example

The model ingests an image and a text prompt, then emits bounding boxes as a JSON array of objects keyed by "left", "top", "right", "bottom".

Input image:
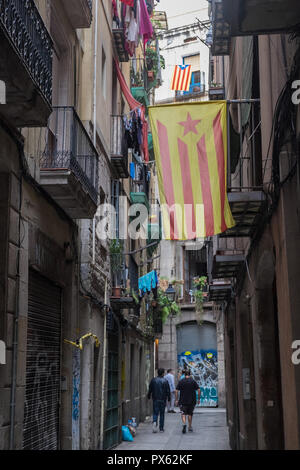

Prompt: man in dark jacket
[
  {"left": 175, "top": 369, "right": 200, "bottom": 433},
  {"left": 148, "top": 368, "right": 170, "bottom": 433}
]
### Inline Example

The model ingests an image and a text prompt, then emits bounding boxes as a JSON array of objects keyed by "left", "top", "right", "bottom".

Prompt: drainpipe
[
  {"left": 100, "top": 279, "right": 108, "bottom": 449},
  {"left": 92, "top": 0, "right": 99, "bottom": 265},
  {"left": 9, "top": 169, "right": 23, "bottom": 449}
]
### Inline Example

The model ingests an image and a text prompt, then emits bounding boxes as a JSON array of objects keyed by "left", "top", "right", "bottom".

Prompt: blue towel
[
  {"left": 138, "top": 270, "right": 158, "bottom": 294},
  {"left": 130, "top": 162, "right": 135, "bottom": 179}
]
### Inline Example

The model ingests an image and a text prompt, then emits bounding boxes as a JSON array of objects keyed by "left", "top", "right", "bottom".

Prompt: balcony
[
  {"left": 130, "top": 192, "right": 150, "bottom": 211},
  {"left": 130, "top": 58, "right": 149, "bottom": 107},
  {"left": 112, "top": 28, "right": 128, "bottom": 62},
  {"left": 39, "top": 107, "right": 99, "bottom": 219},
  {"left": 130, "top": 165, "right": 150, "bottom": 211},
  {"left": 111, "top": 115, "right": 129, "bottom": 178},
  {"left": 223, "top": 0, "right": 300, "bottom": 36},
  {"left": 175, "top": 84, "right": 206, "bottom": 102},
  {"left": 61, "top": 0, "right": 93, "bottom": 29},
  {"left": 130, "top": 57, "right": 150, "bottom": 106},
  {"left": 147, "top": 222, "right": 162, "bottom": 257},
  {"left": 208, "top": 282, "right": 232, "bottom": 302},
  {"left": 0, "top": 0, "right": 52, "bottom": 127},
  {"left": 222, "top": 99, "right": 267, "bottom": 238},
  {"left": 209, "top": 84, "right": 225, "bottom": 101}
]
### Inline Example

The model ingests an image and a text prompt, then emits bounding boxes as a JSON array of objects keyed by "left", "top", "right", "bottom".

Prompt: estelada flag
[
  {"left": 171, "top": 65, "right": 192, "bottom": 92},
  {"left": 149, "top": 101, "right": 235, "bottom": 240}
]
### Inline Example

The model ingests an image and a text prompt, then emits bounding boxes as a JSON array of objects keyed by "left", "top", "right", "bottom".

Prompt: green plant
[
  {"left": 193, "top": 276, "right": 208, "bottom": 325},
  {"left": 130, "top": 68, "right": 143, "bottom": 87},
  {"left": 131, "top": 290, "right": 139, "bottom": 305},
  {"left": 157, "top": 288, "right": 181, "bottom": 324},
  {"left": 109, "top": 239, "right": 123, "bottom": 274},
  {"left": 145, "top": 47, "right": 165, "bottom": 80}
]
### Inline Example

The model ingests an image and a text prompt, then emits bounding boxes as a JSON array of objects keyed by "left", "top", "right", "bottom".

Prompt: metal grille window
[{"left": 23, "top": 270, "right": 62, "bottom": 450}]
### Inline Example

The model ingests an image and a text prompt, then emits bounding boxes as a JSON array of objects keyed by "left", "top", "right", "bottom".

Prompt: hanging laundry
[
  {"left": 130, "top": 162, "right": 136, "bottom": 179},
  {"left": 112, "top": 0, "right": 120, "bottom": 26},
  {"left": 138, "top": 271, "right": 159, "bottom": 295},
  {"left": 139, "top": 0, "right": 154, "bottom": 49},
  {"left": 114, "top": 59, "right": 149, "bottom": 162},
  {"left": 120, "top": 0, "right": 134, "bottom": 6}
]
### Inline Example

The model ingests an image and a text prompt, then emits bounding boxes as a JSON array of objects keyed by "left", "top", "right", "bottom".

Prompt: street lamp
[{"left": 165, "top": 283, "right": 176, "bottom": 303}]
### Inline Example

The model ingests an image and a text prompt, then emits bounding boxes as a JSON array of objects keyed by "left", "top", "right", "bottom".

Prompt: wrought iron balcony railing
[
  {"left": 0, "top": 0, "right": 52, "bottom": 105},
  {"left": 110, "top": 115, "right": 129, "bottom": 178},
  {"left": 40, "top": 107, "right": 99, "bottom": 205}
]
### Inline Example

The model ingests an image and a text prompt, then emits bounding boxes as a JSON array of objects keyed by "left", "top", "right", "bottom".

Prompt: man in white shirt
[{"left": 165, "top": 369, "right": 176, "bottom": 413}]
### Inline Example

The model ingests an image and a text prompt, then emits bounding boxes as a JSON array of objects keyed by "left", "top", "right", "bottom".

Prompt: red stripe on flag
[
  {"left": 197, "top": 135, "right": 215, "bottom": 236},
  {"left": 171, "top": 67, "right": 177, "bottom": 90},
  {"left": 213, "top": 110, "right": 227, "bottom": 232},
  {"left": 157, "top": 120, "right": 178, "bottom": 239},
  {"left": 183, "top": 66, "right": 191, "bottom": 92},
  {"left": 178, "top": 138, "right": 196, "bottom": 239},
  {"left": 179, "top": 67, "right": 186, "bottom": 90},
  {"left": 175, "top": 67, "right": 181, "bottom": 91}
]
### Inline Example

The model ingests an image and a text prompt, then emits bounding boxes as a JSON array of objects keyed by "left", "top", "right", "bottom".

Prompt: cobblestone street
[{"left": 116, "top": 409, "right": 230, "bottom": 451}]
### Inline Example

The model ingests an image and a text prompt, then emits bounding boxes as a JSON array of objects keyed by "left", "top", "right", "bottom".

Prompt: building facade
[
  {"left": 208, "top": 0, "right": 300, "bottom": 450},
  {"left": 0, "top": 0, "right": 163, "bottom": 450}
]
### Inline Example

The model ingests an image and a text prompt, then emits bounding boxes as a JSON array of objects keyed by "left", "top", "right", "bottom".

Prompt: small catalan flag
[{"left": 171, "top": 65, "right": 192, "bottom": 92}]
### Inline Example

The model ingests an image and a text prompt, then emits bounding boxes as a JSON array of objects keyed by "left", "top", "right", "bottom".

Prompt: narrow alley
[
  {"left": 116, "top": 409, "right": 230, "bottom": 451},
  {"left": 1, "top": 0, "right": 300, "bottom": 454}
]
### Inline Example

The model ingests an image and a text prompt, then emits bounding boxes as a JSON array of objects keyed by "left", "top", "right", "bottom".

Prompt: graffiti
[
  {"left": 178, "top": 349, "right": 218, "bottom": 407},
  {"left": 145, "top": 349, "right": 151, "bottom": 390},
  {"left": 72, "top": 348, "right": 80, "bottom": 450},
  {"left": 23, "top": 349, "right": 60, "bottom": 449}
]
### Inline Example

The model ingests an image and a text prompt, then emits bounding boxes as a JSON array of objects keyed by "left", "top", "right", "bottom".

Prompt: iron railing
[
  {"left": 40, "top": 107, "right": 99, "bottom": 204},
  {"left": 130, "top": 57, "right": 149, "bottom": 90},
  {"left": 111, "top": 115, "right": 125, "bottom": 155},
  {"left": 0, "top": 0, "right": 53, "bottom": 104},
  {"left": 227, "top": 99, "right": 262, "bottom": 191},
  {"left": 176, "top": 83, "right": 206, "bottom": 97}
]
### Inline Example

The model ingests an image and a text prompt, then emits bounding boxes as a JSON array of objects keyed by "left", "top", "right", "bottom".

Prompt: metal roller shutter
[{"left": 23, "top": 270, "right": 62, "bottom": 450}]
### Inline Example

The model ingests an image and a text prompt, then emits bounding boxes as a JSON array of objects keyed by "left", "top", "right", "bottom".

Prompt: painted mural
[{"left": 177, "top": 349, "right": 218, "bottom": 407}]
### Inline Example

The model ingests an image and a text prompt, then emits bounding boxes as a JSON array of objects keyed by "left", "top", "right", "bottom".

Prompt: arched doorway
[{"left": 176, "top": 321, "right": 218, "bottom": 407}]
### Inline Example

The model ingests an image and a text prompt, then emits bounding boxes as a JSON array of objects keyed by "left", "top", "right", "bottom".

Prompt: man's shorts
[{"left": 180, "top": 404, "right": 195, "bottom": 416}]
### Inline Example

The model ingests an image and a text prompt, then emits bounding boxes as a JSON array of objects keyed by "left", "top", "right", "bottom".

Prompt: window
[{"left": 182, "top": 55, "right": 205, "bottom": 94}]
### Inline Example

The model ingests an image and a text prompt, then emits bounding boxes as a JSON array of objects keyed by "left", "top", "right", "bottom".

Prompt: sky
[{"left": 157, "top": 0, "right": 209, "bottom": 29}]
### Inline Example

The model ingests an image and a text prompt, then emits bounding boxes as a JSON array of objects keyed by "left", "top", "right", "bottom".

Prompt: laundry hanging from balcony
[
  {"left": 138, "top": 270, "right": 159, "bottom": 295},
  {"left": 112, "top": 0, "right": 154, "bottom": 57},
  {"left": 114, "top": 58, "right": 149, "bottom": 162}
]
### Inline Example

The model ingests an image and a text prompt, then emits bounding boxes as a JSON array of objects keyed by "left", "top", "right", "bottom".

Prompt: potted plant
[
  {"left": 112, "top": 286, "right": 121, "bottom": 298},
  {"left": 110, "top": 239, "right": 123, "bottom": 297},
  {"left": 145, "top": 47, "right": 165, "bottom": 84},
  {"left": 157, "top": 288, "right": 181, "bottom": 324},
  {"left": 193, "top": 276, "right": 208, "bottom": 325}
]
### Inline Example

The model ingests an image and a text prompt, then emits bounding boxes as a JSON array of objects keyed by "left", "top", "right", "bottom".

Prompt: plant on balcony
[
  {"left": 145, "top": 47, "right": 165, "bottom": 85},
  {"left": 193, "top": 276, "right": 208, "bottom": 325},
  {"left": 130, "top": 68, "right": 143, "bottom": 87},
  {"left": 109, "top": 239, "right": 123, "bottom": 272},
  {"left": 157, "top": 288, "right": 181, "bottom": 324}
]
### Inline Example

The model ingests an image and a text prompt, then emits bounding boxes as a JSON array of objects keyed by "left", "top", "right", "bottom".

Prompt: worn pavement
[{"left": 115, "top": 408, "right": 231, "bottom": 451}]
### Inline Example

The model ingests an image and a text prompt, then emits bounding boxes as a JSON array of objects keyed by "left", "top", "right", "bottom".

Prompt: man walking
[
  {"left": 175, "top": 369, "right": 200, "bottom": 433},
  {"left": 165, "top": 369, "right": 176, "bottom": 413},
  {"left": 148, "top": 368, "right": 170, "bottom": 433}
]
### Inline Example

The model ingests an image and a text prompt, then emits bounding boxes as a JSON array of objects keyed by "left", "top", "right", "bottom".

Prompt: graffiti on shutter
[{"left": 23, "top": 270, "right": 62, "bottom": 450}]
